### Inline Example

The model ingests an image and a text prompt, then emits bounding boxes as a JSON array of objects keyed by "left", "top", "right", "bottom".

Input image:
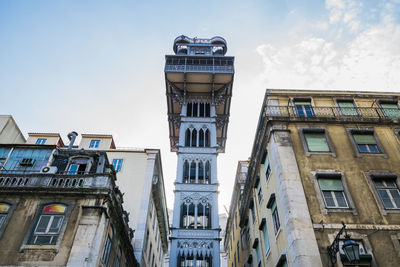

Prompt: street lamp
[{"left": 327, "top": 222, "right": 360, "bottom": 266}]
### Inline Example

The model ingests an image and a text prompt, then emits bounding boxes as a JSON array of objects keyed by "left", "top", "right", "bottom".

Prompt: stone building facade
[
  {"left": 225, "top": 89, "right": 400, "bottom": 267},
  {"left": 165, "top": 35, "right": 234, "bottom": 266}
]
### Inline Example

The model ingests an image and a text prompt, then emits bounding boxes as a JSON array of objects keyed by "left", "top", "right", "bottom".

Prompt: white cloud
[{"left": 256, "top": 1, "right": 400, "bottom": 92}]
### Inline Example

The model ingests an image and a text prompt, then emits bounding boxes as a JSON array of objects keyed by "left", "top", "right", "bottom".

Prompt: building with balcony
[
  {"left": 224, "top": 161, "right": 248, "bottom": 267},
  {"left": 165, "top": 35, "right": 234, "bottom": 267},
  {"left": 232, "top": 89, "right": 400, "bottom": 267},
  {"left": 0, "top": 142, "right": 138, "bottom": 266}
]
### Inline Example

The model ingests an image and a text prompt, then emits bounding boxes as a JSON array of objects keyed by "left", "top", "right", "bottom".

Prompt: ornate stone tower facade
[{"left": 165, "top": 35, "right": 234, "bottom": 266}]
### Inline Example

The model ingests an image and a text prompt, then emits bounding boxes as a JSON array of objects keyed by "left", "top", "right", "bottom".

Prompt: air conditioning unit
[
  {"left": 41, "top": 166, "right": 58, "bottom": 174},
  {"left": 19, "top": 158, "right": 36, "bottom": 166}
]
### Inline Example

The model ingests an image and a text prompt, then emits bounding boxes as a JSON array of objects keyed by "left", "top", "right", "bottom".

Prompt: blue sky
[{"left": 1, "top": 0, "right": 400, "bottom": 212}]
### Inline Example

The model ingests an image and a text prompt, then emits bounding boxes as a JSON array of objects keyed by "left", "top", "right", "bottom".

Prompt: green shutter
[
  {"left": 338, "top": 101, "right": 358, "bottom": 116},
  {"left": 295, "top": 101, "right": 311, "bottom": 105},
  {"left": 381, "top": 103, "right": 400, "bottom": 118},
  {"left": 353, "top": 134, "right": 376, "bottom": 144},
  {"left": 305, "top": 133, "right": 330, "bottom": 152},
  {"left": 319, "top": 178, "right": 343, "bottom": 191}
]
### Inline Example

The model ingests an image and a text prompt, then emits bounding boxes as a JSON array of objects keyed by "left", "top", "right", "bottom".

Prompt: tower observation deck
[{"left": 165, "top": 35, "right": 234, "bottom": 266}]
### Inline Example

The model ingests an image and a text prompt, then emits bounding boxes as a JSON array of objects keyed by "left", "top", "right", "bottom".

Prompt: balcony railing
[
  {"left": 165, "top": 56, "right": 234, "bottom": 74},
  {"left": 265, "top": 106, "right": 400, "bottom": 122},
  {"left": 0, "top": 172, "right": 113, "bottom": 191}
]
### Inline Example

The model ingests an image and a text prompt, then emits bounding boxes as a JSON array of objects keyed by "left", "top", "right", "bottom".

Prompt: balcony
[
  {"left": 265, "top": 105, "right": 400, "bottom": 123},
  {"left": 165, "top": 56, "right": 234, "bottom": 74},
  {"left": 0, "top": 172, "right": 113, "bottom": 192}
]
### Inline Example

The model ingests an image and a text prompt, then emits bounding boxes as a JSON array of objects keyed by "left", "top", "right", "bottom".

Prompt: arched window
[
  {"left": 205, "top": 129, "right": 210, "bottom": 147},
  {"left": 29, "top": 203, "right": 67, "bottom": 245},
  {"left": 199, "top": 129, "right": 205, "bottom": 147},
  {"left": 205, "top": 103, "right": 211, "bottom": 117},
  {"left": 198, "top": 161, "right": 204, "bottom": 183},
  {"left": 189, "top": 161, "right": 196, "bottom": 183},
  {"left": 187, "top": 103, "right": 193, "bottom": 117},
  {"left": 0, "top": 203, "right": 11, "bottom": 232},
  {"left": 185, "top": 129, "right": 191, "bottom": 147},
  {"left": 205, "top": 161, "right": 211, "bottom": 184},
  {"left": 183, "top": 161, "right": 189, "bottom": 183},
  {"left": 193, "top": 103, "right": 198, "bottom": 117},
  {"left": 191, "top": 129, "right": 197, "bottom": 147},
  {"left": 181, "top": 202, "right": 195, "bottom": 228}
]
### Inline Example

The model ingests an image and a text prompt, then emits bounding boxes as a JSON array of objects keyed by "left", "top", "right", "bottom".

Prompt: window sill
[
  {"left": 355, "top": 152, "right": 387, "bottom": 158},
  {"left": 20, "top": 244, "right": 59, "bottom": 252},
  {"left": 322, "top": 207, "right": 358, "bottom": 216},
  {"left": 274, "top": 228, "right": 281, "bottom": 241},
  {"left": 306, "top": 151, "right": 336, "bottom": 157}
]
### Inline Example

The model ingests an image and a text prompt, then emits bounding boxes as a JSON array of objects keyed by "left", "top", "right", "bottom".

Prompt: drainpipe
[{"left": 67, "top": 131, "right": 78, "bottom": 149}]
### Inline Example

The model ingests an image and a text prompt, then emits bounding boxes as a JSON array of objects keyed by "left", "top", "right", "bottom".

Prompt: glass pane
[
  {"left": 0, "top": 215, "right": 6, "bottom": 228},
  {"left": 338, "top": 101, "right": 358, "bottom": 116},
  {"left": 305, "top": 133, "right": 330, "bottom": 152},
  {"left": 323, "top": 191, "right": 336, "bottom": 207},
  {"left": 374, "top": 180, "right": 384, "bottom": 187},
  {"left": 68, "top": 164, "right": 79, "bottom": 175},
  {"left": 33, "top": 235, "right": 52, "bottom": 245},
  {"left": 305, "top": 106, "right": 314, "bottom": 117},
  {"left": 381, "top": 103, "right": 400, "bottom": 118},
  {"left": 334, "top": 191, "right": 348, "bottom": 207},
  {"left": 43, "top": 204, "right": 66, "bottom": 213},
  {"left": 319, "top": 178, "right": 344, "bottom": 191},
  {"left": 49, "top": 216, "right": 64, "bottom": 233},
  {"left": 368, "top": 145, "right": 379, "bottom": 153},
  {"left": 358, "top": 144, "right": 368, "bottom": 153},
  {"left": 0, "top": 203, "right": 10, "bottom": 213},
  {"left": 378, "top": 189, "right": 394, "bottom": 208},
  {"left": 296, "top": 106, "right": 305, "bottom": 116},
  {"left": 389, "top": 189, "right": 400, "bottom": 208},
  {"left": 385, "top": 180, "right": 397, "bottom": 188},
  {"left": 353, "top": 134, "right": 376, "bottom": 144},
  {"left": 35, "top": 215, "right": 50, "bottom": 233}
]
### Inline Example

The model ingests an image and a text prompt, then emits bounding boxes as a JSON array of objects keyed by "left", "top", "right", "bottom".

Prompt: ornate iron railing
[
  {"left": 0, "top": 173, "right": 113, "bottom": 190},
  {"left": 265, "top": 105, "right": 400, "bottom": 122}
]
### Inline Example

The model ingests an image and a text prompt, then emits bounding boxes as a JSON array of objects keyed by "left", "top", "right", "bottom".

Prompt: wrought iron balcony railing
[
  {"left": 165, "top": 56, "right": 234, "bottom": 74},
  {"left": 0, "top": 172, "right": 114, "bottom": 191},
  {"left": 265, "top": 105, "right": 400, "bottom": 122}
]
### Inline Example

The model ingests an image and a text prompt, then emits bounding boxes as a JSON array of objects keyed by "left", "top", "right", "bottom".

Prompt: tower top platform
[{"left": 165, "top": 35, "right": 234, "bottom": 152}]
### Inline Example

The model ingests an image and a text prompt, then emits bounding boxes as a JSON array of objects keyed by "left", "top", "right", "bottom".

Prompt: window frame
[
  {"left": 292, "top": 98, "right": 315, "bottom": 117},
  {"left": 112, "top": 159, "right": 123, "bottom": 172},
  {"left": 312, "top": 171, "right": 357, "bottom": 215},
  {"left": 266, "top": 194, "right": 281, "bottom": 237},
  {"left": 335, "top": 99, "right": 360, "bottom": 117},
  {"left": 347, "top": 128, "right": 386, "bottom": 158},
  {"left": 20, "top": 201, "right": 74, "bottom": 251},
  {"left": 89, "top": 139, "right": 100, "bottom": 148},
  {"left": 300, "top": 128, "right": 336, "bottom": 157},
  {"left": 0, "top": 201, "right": 17, "bottom": 239},
  {"left": 378, "top": 100, "right": 400, "bottom": 119},
  {"left": 36, "top": 138, "right": 47, "bottom": 145},
  {"left": 364, "top": 171, "right": 400, "bottom": 215}
]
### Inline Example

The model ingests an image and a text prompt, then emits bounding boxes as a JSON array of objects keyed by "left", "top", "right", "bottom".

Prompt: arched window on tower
[
  {"left": 205, "top": 129, "right": 210, "bottom": 147},
  {"left": 191, "top": 129, "right": 197, "bottom": 147},
  {"left": 189, "top": 161, "right": 196, "bottom": 183},
  {"left": 181, "top": 202, "right": 195, "bottom": 228},
  {"left": 183, "top": 161, "right": 189, "bottom": 183},
  {"left": 205, "top": 161, "right": 211, "bottom": 184},
  {"left": 199, "top": 129, "right": 204, "bottom": 147},
  {"left": 198, "top": 161, "right": 204, "bottom": 183},
  {"left": 197, "top": 202, "right": 211, "bottom": 229},
  {"left": 186, "top": 102, "right": 211, "bottom": 118},
  {"left": 185, "top": 129, "right": 191, "bottom": 147}
]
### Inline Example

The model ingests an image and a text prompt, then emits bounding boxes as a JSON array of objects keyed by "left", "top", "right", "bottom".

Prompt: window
[
  {"left": 29, "top": 204, "right": 66, "bottom": 245},
  {"left": 181, "top": 201, "right": 211, "bottom": 229},
  {"left": 89, "top": 140, "right": 100, "bottom": 148},
  {"left": 250, "top": 200, "right": 256, "bottom": 224},
  {"left": 380, "top": 101, "right": 400, "bottom": 119},
  {"left": 337, "top": 100, "right": 359, "bottom": 116},
  {"left": 260, "top": 219, "right": 270, "bottom": 255},
  {"left": 267, "top": 195, "right": 280, "bottom": 235},
  {"left": 102, "top": 225, "right": 114, "bottom": 266},
  {"left": 36, "top": 138, "right": 47, "bottom": 145},
  {"left": 352, "top": 132, "right": 380, "bottom": 153},
  {"left": 373, "top": 177, "right": 400, "bottom": 209},
  {"left": 0, "top": 203, "right": 11, "bottom": 233},
  {"left": 184, "top": 128, "right": 210, "bottom": 147},
  {"left": 262, "top": 150, "right": 271, "bottom": 182},
  {"left": 182, "top": 160, "right": 211, "bottom": 184},
  {"left": 187, "top": 102, "right": 210, "bottom": 117},
  {"left": 237, "top": 241, "right": 240, "bottom": 263},
  {"left": 143, "top": 229, "right": 149, "bottom": 252},
  {"left": 318, "top": 176, "right": 349, "bottom": 208},
  {"left": 253, "top": 239, "right": 261, "bottom": 267},
  {"left": 294, "top": 99, "right": 314, "bottom": 117},
  {"left": 67, "top": 157, "right": 91, "bottom": 175},
  {"left": 304, "top": 130, "right": 330, "bottom": 152},
  {"left": 256, "top": 179, "right": 263, "bottom": 203},
  {"left": 112, "top": 159, "right": 123, "bottom": 172}
]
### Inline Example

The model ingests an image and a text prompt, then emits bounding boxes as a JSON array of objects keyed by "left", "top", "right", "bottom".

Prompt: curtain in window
[
  {"left": 338, "top": 101, "right": 358, "bottom": 116},
  {"left": 353, "top": 134, "right": 376, "bottom": 144},
  {"left": 318, "top": 178, "right": 344, "bottom": 191},
  {"left": 381, "top": 103, "right": 400, "bottom": 118}
]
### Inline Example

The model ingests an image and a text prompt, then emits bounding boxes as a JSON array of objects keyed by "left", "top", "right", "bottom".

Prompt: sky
[{"left": 1, "top": 0, "right": 400, "bottom": 216}]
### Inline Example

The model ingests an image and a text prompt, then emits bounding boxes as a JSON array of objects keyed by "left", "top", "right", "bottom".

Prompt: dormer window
[
  {"left": 67, "top": 157, "right": 91, "bottom": 175},
  {"left": 89, "top": 140, "right": 100, "bottom": 148},
  {"left": 36, "top": 139, "right": 47, "bottom": 145}
]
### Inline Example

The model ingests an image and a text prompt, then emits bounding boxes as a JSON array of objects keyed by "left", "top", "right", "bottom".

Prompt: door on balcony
[{"left": 294, "top": 99, "right": 314, "bottom": 117}]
